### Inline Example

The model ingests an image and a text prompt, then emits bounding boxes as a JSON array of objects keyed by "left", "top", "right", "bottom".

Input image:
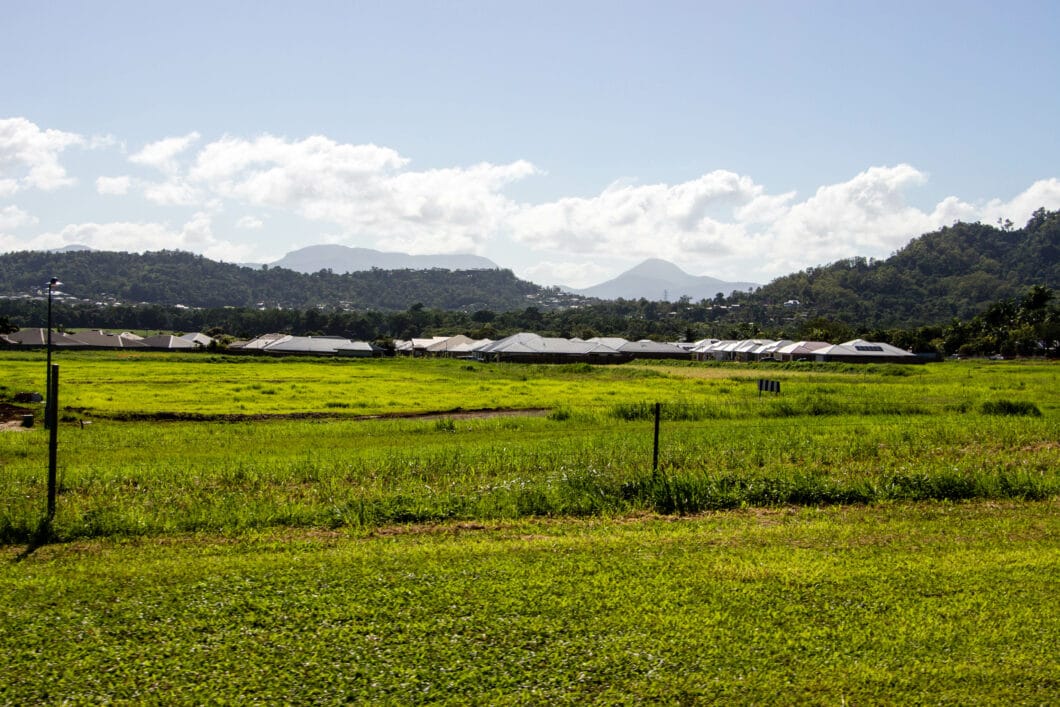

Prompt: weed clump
[{"left": 981, "top": 400, "right": 1041, "bottom": 417}]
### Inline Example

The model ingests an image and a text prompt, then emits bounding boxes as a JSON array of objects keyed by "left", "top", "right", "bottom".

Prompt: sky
[{"left": 2, "top": 0, "right": 1059, "bottom": 288}]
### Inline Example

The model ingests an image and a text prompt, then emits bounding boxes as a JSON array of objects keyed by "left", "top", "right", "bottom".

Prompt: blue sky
[{"left": 2, "top": 0, "right": 1058, "bottom": 287}]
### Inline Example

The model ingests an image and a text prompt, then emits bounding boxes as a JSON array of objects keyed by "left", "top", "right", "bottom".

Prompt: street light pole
[{"left": 45, "top": 277, "right": 60, "bottom": 428}]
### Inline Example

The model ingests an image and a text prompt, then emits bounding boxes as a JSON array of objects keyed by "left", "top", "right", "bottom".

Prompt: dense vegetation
[
  {"left": 1, "top": 210, "right": 1057, "bottom": 354},
  {"left": 0, "top": 249, "right": 573, "bottom": 310},
  {"left": 734, "top": 207, "right": 1060, "bottom": 327},
  {"left": 3, "top": 285, "right": 1057, "bottom": 357},
  {"left": 1, "top": 211, "right": 1057, "bottom": 327}
]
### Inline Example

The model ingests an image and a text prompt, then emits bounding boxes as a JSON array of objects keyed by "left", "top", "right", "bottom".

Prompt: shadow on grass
[{"left": 12, "top": 517, "right": 55, "bottom": 563}]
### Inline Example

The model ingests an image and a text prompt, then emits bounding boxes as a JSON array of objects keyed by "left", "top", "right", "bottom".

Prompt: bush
[{"left": 980, "top": 400, "right": 1042, "bottom": 417}]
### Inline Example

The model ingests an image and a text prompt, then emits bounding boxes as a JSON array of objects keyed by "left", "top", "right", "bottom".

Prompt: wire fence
[{"left": 2, "top": 381, "right": 1057, "bottom": 543}]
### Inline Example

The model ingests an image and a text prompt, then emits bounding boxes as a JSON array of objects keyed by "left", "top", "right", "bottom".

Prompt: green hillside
[
  {"left": 0, "top": 250, "right": 574, "bottom": 312},
  {"left": 744, "top": 208, "right": 1059, "bottom": 327}
]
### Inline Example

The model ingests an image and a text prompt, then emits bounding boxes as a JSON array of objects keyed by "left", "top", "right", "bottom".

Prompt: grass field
[
  {"left": 1, "top": 352, "right": 1057, "bottom": 702},
  {"left": 2, "top": 502, "right": 1058, "bottom": 703},
  {"left": 1, "top": 352, "right": 1057, "bottom": 541}
]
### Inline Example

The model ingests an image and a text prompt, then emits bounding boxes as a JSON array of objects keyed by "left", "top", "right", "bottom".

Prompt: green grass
[
  {"left": 1, "top": 350, "right": 1055, "bottom": 419},
  {"left": 2, "top": 501, "right": 1057, "bottom": 704},
  {"left": 1, "top": 353, "right": 1057, "bottom": 541},
  {"left": 2, "top": 353, "right": 1057, "bottom": 702}
]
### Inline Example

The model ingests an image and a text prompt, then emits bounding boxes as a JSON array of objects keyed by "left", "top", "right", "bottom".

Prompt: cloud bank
[{"left": 3, "top": 117, "right": 1059, "bottom": 287}]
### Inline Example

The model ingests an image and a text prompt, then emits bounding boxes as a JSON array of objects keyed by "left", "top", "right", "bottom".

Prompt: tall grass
[{"left": 2, "top": 407, "right": 1056, "bottom": 542}]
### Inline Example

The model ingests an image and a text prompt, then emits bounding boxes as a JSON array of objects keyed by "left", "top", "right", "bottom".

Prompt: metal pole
[
  {"left": 47, "top": 364, "right": 59, "bottom": 520},
  {"left": 45, "top": 283, "right": 53, "bottom": 428},
  {"left": 45, "top": 277, "right": 59, "bottom": 429}
]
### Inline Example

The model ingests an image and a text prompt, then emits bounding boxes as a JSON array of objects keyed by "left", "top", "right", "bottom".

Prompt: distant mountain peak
[
  {"left": 567, "top": 258, "right": 759, "bottom": 301},
  {"left": 271, "top": 244, "right": 500, "bottom": 274},
  {"left": 626, "top": 258, "right": 692, "bottom": 278}
]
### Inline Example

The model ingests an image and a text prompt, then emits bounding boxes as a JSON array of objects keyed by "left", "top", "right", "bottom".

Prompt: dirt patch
[{"left": 0, "top": 403, "right": 34, "bottom": 431}]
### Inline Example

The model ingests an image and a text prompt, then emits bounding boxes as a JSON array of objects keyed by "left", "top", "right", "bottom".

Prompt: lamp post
[{"left": 45, "top": 277, "right": 60, "bottom": 428}]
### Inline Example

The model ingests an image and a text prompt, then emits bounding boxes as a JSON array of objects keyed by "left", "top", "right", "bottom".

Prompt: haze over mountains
[
  {"left": 267, "top": 245, "right": 754, "bottom": 301},
  {"left": 16, "top": 207, "right": 1052, "bottom": 320},
  {"left": 565, "top": 259, "right": 759, "bottom": 301},
  {"left": 270, "top": 245, "right": 499, "bottom": 274}
]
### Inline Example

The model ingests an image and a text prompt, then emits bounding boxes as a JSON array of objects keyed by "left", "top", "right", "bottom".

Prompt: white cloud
[
  {"left": 0, "top": 204, "right": 37, "bottom": 231},
  {"left": 143, "top": 179, "right": 202, "bottom": 206},
  {"left": 96, "top": 175, "right": 132, "bottom": 195},
  {"left": 509, "top": 164, "right": 1060, "bottom": 283},
  {"left": 130, "top": 132, "right": 200, "bottom": 174},
  {"left": 0, "top": 117, "right": 84, "bottom": 192},
  {"left": 171, "top": 133, "right": 536, "bottom": 254},
  {"left": 521, "top": 259, "right": 614, "bottom": 289},
  {"left": 0, "top": 213, "right": 255, "bottom": 263},
  {"left": 975, "top": 178, "right": 1060, "bottom": 226},
  {"left": 509, "top": 169, "right": 763, "bottom": 260},
  {"left": 6, "top": 120, "right": 1060, "bottom": 285},
  {"left": 236, "top": 215, "right": 264, "bottom": 230}
]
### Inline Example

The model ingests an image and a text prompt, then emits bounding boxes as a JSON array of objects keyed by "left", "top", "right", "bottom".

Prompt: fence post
[
  {"left": 47, "top": 364, "right": 59, "bottom": 521},
  {"left": 652, "top": 401, "right": 661, "bottom": 475}
]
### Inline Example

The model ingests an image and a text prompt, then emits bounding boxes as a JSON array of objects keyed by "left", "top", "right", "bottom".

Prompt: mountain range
[
  {"left": 6, "top": 208, "right": 1054, "bottom": 325},
  {"left": 566, "top": 258, "right": 759, "bottom": 301},
  {"left": 268, "top": 246, "right": 758, "bottom": 301},
  {"left": 269, "top": 245, "right": 499, "bottom": 273}
]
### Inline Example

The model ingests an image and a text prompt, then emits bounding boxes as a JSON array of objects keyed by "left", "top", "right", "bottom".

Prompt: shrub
[{"left": 980, "top": 400, "right": 1042, "bottom": 417}]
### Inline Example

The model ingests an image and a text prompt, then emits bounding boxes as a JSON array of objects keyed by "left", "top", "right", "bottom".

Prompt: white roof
[
  {"left": 261, "top": 336, "right": 370, "bottom": 354},
  {"left": 479, "top": 332, "right": 623, "bottom": 356},
  {"left": 425, "top": 335, "right": 474, "bottom": 352},
  {"left": 588, "top": 337, "right": 629, "bottom": 349},
  {"left": 758, "top": 340, "right": 792, "bottom": 354},
  {"left": 411, "top": 336, "right": 449, "bottom": 349},
  {"left": 837, "top": 339, "right": 915, "bottom": 357},
  {"left": 446, "top": 338, "right": 492, "bottom": 353},
  {"left": 775, "top": 341, "right": 832, "bottom": 356},
  {"left": 140, "top": 335, "right": 197, "bottom": 349},
  {"left": 733, "top": 339, "right": 776, "bottom": 353},
  {"left": 618, "top": 340, "right": 688, "bottom": 354},
  {"left": 179, "top": 332, "right": 214, "bottom": 346},
  {"left": 240, "top": 333, "right": 289, "bottom": 349}
]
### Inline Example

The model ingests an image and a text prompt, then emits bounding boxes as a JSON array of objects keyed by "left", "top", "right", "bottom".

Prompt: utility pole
[{"left": 44, "top": 277, "right": 60, "bottom": 429}]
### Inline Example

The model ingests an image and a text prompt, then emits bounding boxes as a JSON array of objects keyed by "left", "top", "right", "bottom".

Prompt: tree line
[{"left": 2, "top": 285, "right": 1056, "bottom": 358}]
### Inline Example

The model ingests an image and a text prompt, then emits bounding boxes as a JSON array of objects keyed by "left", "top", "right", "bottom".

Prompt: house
[
  {"left": 140, "top": 335, "right": 199, "bottom": 350},
  {"left": 0, "top": 327, "right": 85, "bottom": 347},
  {"left": 258, "top": 335, "right": 378, "bottom": 356},
  {"left": 231, "top": 333, "right": 289, "bottom": 350},
  {"left": 593, "top": 338, "right": 690, "bottom": 360},
  {"left": 179, "top": 332, "right": 215, "bottom": 347},
  {"left": 425, "top": 335, "right": 475, "bottom": 356},
  {"left": 814, "top": 339, "right": 921, "bottom": 364},
  {"left": 64, "top": 330, "right": 149, "bottom": 349},
  {"left": 773, "top": 341, "right": 832, "bottom": 362},
  {"left": 396, "top": 337, "right": 450, "bottom": 356},
  {"left": 476, "top": 333, "right": 630, "bottom": 364}
]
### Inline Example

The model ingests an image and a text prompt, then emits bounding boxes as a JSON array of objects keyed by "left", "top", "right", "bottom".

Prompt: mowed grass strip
[{"left": 2, "top": 501, "right": 1058, "bottom": 704}]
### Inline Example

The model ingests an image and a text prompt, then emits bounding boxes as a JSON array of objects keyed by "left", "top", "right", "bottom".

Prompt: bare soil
[{"left": 0, "top": 402, "right": 34, "bottom": 431}]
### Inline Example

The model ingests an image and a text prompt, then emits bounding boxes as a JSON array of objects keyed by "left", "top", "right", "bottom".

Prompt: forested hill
[
  {"left": 743, "top": 208, "right": 1060, "bottom": 327},
  {"left": 0, "top": 250, "right": 574, "bottom": 311}
]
